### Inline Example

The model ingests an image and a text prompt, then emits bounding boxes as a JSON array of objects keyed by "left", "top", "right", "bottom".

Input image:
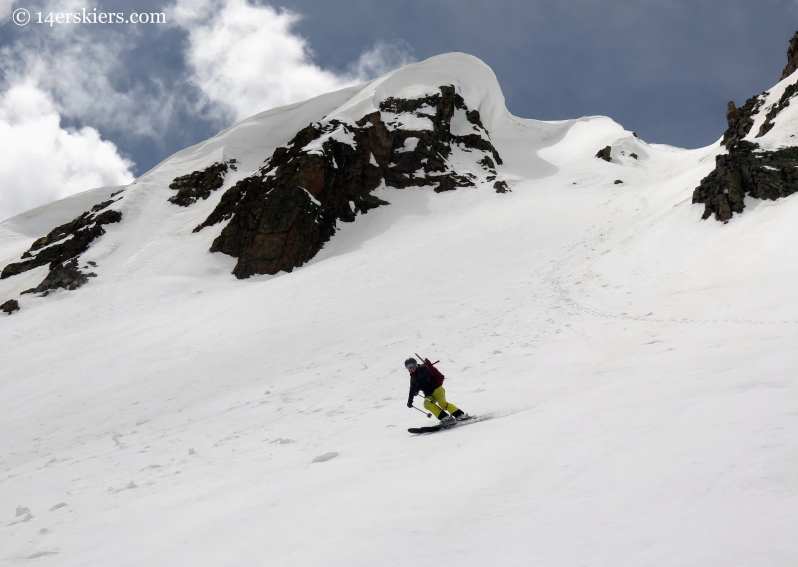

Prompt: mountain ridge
[
  {"left": 1, "top": 43, "right": 797, "bottom": 567},
  {"left": 1, "top": 52, "right": 633, "bottom": 302},
  {"left": 4, "top": 40, "right": 798, "bottom": 301},
  {"left": 692, "top": 31, "right": 798, "bottom": 221}
]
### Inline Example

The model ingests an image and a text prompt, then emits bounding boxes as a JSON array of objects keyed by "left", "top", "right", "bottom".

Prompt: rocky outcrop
[
  {"left": 694, "top": 32, "right": 798, "bottom": 222},
  {"left": 168, "top": 160, "right": 236, "bottom": 207},
  {"left": 1, "top": 195, "right": 123, "bottom": 293},
  {"left": 756, "top": 82, "right": 798, "bottom": 138},
  {"left": 722, "top": 96, "right": 766, "bottom": 150},
  {"left": 21, "top": 259, "right": 96, "bottom": 295},
  {"left": 781, "top": 31, "right": 798, "bottom": 81},
  {"left": 721, "top": 44, "right": 798, "bottom": 148},
  {"left": 493, "top": 180, "right": 510, "bottom": 193},
  {"left": 194, "top": 85, "right": 503, "bottom": 278},
  {"left": 692, "top": 141, "right": 798, "bottom": 222},
  {"left": 596, "top": 146, "right": 612, "bottom": 162},
  {"left": 1, "top": 299, "right": 19, "bottom": 314}
]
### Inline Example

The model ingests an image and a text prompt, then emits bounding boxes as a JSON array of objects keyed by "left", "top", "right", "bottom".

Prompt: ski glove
[{"left": 407, "top": 401, "right": 413, "bottom": 408}]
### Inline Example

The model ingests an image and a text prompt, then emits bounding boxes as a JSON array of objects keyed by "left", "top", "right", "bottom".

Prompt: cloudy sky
[{"left": 0, "top": 0, "right": 796, "bottom": 222}]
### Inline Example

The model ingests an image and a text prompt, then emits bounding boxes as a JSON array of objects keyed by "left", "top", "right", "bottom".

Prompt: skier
[{"left": 405, "top": 357, "right": 468, "bottom": 424}]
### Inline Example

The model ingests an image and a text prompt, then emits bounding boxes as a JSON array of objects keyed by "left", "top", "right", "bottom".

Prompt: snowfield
[{"left": 1, "top": 54, "right": 797, "bottom": 566}]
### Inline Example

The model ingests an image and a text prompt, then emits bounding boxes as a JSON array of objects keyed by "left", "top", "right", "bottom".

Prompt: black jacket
[{"left": 407, "top": 366, "right": 439, "bottom": 405}]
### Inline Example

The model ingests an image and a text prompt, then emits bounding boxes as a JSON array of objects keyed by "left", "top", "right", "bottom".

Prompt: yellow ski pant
[{"left": 423, "top": 387, "right": 459, "bottom": 418}]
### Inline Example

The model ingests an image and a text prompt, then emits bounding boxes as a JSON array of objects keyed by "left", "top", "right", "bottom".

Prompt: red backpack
[{"left": 421, "top": 358, "right": 445, "bottom": 389}]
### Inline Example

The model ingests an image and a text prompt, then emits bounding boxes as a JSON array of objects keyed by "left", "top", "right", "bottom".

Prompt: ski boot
[
  {"left": 452, "top": 409, "right": 470, "bottom": 421},
  {"left": 438, "top": 412, "right": 456, "bottom": 425}
]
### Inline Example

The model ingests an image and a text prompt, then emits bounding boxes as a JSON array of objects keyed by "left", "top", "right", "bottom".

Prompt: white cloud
[
  {"left": 0, "top": 82, "right": 134, "bottom": 223},
  {"left": 171, "top": 0, "right": 414, "bottom": 123},
  {"left": 0, "top": 0, "right": 413, "bottom": 222},
  {"left": 0, "top": 0, "right": 146, "bottom": 222},
  {"left": 173, "top": 0, "right": 348, "bottom": 123},
  {"left": 348, "top": 41, "right": 415, "bottom": 81},
  {"left": 0, "top": 0, "right": 16, "bottom": 23},
  {"left": 1, "top": 17, "right": 174, "bottom": 140}
]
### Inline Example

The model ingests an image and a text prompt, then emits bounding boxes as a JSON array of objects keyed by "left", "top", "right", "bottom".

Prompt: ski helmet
[{"left": 404, "top": 357, "right": 417, "bottom": 369}]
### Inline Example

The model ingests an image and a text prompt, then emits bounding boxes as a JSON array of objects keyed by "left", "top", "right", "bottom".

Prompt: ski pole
[{"left": 412, "top": 405, "right": 432, "bottom": 418}]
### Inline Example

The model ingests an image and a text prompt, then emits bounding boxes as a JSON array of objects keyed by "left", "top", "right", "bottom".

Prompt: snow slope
[{"left": 1, "top": 54, "right": 797, "bottom": 566}]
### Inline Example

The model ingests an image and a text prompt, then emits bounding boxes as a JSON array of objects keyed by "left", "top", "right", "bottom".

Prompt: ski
[
  {"left": 408, "top": 425, "right": 443, "bottom": 434},
  {"left": 408, "top": 415, "right": 486, "bottom": 435}
]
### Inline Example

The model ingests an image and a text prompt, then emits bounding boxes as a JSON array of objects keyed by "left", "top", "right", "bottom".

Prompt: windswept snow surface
[{"left": 1, "top": 54, "right": 797, "bottom": 566}]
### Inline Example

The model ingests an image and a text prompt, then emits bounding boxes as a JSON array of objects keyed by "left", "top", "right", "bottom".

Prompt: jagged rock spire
[{"left": 781, "top": 31, "right": 798, "bottom": 81}]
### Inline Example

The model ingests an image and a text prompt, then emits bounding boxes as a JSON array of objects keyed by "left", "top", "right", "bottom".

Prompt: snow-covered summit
[
  {"left": 0, "top": 52, "right": 634, "bottom": 299},
  {"left": 153, "top": 53, "right": 509, "bottom": 178}
]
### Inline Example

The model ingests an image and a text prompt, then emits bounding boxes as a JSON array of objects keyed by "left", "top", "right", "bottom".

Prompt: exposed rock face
[
  {"left": 781, "top": 31, "right": 798, "bottom": 81},
  {"left": 596, "top": 146, "right": 612, "bottom": 162},
  {"left": 195, "top": 85, "right": 503, "bottom": 278},
  {"left": 21, "top": 259, "right": 96, "bottom": 295},
  {"left": 168, "top": 160, "right": 236, "bottom": 207},
  {"left": 1, "top": 195, "right": 123, "bottom": 293},
  {"left": 692, "top": 141, "right": 798, "bottom": 222},
  {"left": 722, "top": 96, "right": 765, "bottom": 150},
  {"left": 493, "top": 180, "right": 510, "bottom": 193},
  {"left": 1, "top": 299, "right": 19, "bottom": 314},
  {"left": 694, "top": 32, "right": 798, "bottom": 222},
  {"left": 756, "top": 82, "right": 798, "bottom": 138}
]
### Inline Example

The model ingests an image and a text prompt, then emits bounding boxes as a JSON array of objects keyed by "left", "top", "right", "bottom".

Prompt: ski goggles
[{"left": 405, "top": 362, "right": 417, "bottom": 370}]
